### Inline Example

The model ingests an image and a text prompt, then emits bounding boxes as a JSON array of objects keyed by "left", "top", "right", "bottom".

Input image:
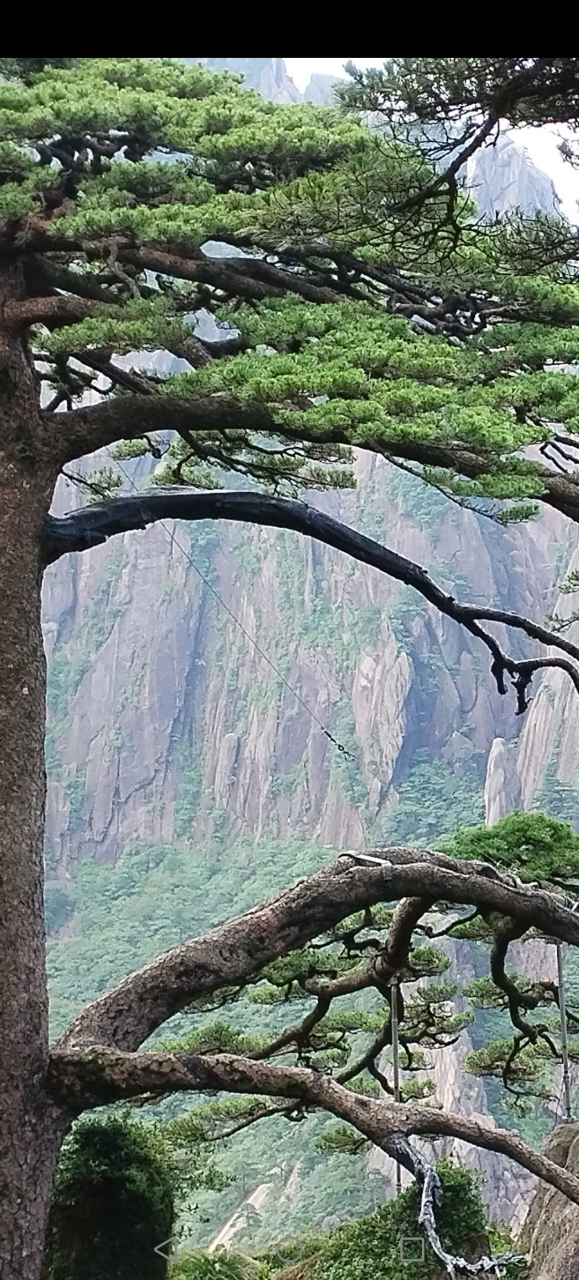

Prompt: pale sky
[{"left": 282, "top": 58, "right": 579, "bottom": 221}]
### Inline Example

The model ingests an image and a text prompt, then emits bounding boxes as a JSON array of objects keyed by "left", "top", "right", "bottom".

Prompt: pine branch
[
  {"left": 46, "top": 1044, "right": 579, "bottom": 1219},
  {"left": 248, "top": 995, "right": 331, "bottom": 1061},
  {"left": 55, "top": 851, "right": 579, "bottom": 1056},
  {"left": 43, "top": 395, "right": 275, "bottom": 464},
  {"left": 5, "top": 294, "right": 99, "bottom": 329},
  {"left": 43, "top": 488, "right": 579, "bottom": 710}
]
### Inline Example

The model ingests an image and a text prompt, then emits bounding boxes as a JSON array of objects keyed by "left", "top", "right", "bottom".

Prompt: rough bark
[
  {"left": 0, "top": 259, "right": 72, "bottom": 1280},
  {"left": 44, "top": 843, "right": 579, "bottom": 1274},
  {"left": 55, "top": 850, "right": 579, "bottom": 1055},
  {"left": 518, "top": 1121, "right": 579, "bottom": 1279},
  {"left": 46, "top": 1047, "right": 579, "bottom": 1213},
  {"left": 43, "top": 395, "right": 275, "bottom": 467},
  {"left": 1, "top": 254, "right": 579, "bottom": 1275}
]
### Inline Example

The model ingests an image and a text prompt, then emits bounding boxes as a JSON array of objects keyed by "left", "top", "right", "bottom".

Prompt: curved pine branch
[
  {"left": 44, "top": 488, "right": 579, "bottom": 711},
  {"left": 55, "top": 852, "right": 579, "bottom": 1055},
  {"left": 43, "top": 390, "right": 579, "bottom": 526},
  {"left": 47, "top": 1044, "right": 579, "bottom": 1215}
]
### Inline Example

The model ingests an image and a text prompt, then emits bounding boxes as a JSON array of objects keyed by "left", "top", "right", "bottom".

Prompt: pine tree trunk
[{"left": 0, "top": 265, "right": 72, "bottom": 1278}]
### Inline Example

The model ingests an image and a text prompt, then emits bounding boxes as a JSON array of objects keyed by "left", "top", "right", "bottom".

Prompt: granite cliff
[{"left": 42, "top": 452, "right": 570, "bottom": 873}]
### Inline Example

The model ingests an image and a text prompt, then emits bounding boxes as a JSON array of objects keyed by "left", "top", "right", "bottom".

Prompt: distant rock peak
[
  {"left": 466, "top": 130, "right": 560, "bottom": 220},
  {"left": 186, "top": 57, "right": 345, "bottom": 106},
  {"left": 203, "top": 57, "right": 302, "bottom": 104}
]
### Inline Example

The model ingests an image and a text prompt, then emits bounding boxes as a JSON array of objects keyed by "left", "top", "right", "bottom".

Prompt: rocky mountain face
[
  {"left": 466, "top": 130, "right": 561, "bottom": 220},
  {"left": 42, "top": 454, "right": 569, "bottom": 872},
  {"left": 42, "top": 59, "right": 576, "bottom": 1238},
  {"left": 184, "top": 57, "right": 344, "bottom": 105},
  {"left": 303, "top": 74, "right": 345, "bottom": 106},
  {"left": 41, "top": 452, "right": 568, "bottom": 1228},
  {"left": 203, "top": 58, "right": 303, "bottom": 104},
  {"left": 487, "top": 534, "right": 579, "bottom": 827},
  {"left": 519, "top": 1121, "right": 579, "bottom": 1278}
]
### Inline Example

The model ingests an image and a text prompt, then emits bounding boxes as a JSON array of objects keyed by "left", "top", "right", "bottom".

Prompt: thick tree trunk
[{"left": 0, "top": 265, "right": 72, "bottom": 1279}]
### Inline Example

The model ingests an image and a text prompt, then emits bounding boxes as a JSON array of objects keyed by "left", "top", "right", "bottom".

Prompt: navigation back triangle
[{"left": 154, "top": 1236, "right": 179, "bottom": 1261}]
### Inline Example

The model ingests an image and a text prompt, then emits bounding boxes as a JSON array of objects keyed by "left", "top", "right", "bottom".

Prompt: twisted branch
[{"left": 43, "top": 489, "right": 579, "bottom": 712}]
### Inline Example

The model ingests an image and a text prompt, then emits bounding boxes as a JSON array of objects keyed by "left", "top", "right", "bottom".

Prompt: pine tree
[{"left": 2, "top": 56, "right": 579, "bottom": 1279}]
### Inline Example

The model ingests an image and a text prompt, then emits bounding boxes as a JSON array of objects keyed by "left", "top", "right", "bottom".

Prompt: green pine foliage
[
  {"left": 256, "top": 1161, "right": 506, "bottom": 1280},
  {"left": 3, "top": 58, "right": 579, "bottom": 510},
  {"left": 171, "top": 1251, "right": 259, "bottom": 1280},
  {"left": 41, "top": 1116, "right": 175, "bottom": 1280},
  {"left": 337, "top": 58, "right": 579, "bottom": 139},
  {"left": 379, "top": 756, "right": 485, "bottom": 846},
  {"left": 440, "top": 808, "right": 579, "bottom": 886},
  {"left": 15, "top": 58, "right": 579, "bottom": 1275},
  {"left": 46, "top": 836, "right": 330, "bottom": 1039},
  {"left": 439, "top": 811, "right": 579, "bottom": 1134},
  {"left": 43, "top": 808, "right": 579, "bottom": 1246},
  {"left": 44, "top": 834, "right": 465, "bottom": 1245},
  {"left": 169, "top": 1161, "right": 522, "bottom": 1280}
]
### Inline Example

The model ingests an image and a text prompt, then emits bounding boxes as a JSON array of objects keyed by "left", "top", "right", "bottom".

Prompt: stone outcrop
[
  {"left": 204, "top": 57, "right": 302, "bottom": 104},
  {"left": 41, "top": 452, "right": 572, "bottom": 1233},
  {"left": 488, "top": 529, "right": 579, "bottom": 828},
  {"left": 466, "top": 130, "right": 560, "bottom": 221},
  {"left": 483, "top": 737, "right": 522, "bottom": 825},
  {"left": 518, "top": 1121, "right": 579, "bottom": 1279},
  {"left": 304, "top": 73, "right": 346, "bottom": 105}
]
